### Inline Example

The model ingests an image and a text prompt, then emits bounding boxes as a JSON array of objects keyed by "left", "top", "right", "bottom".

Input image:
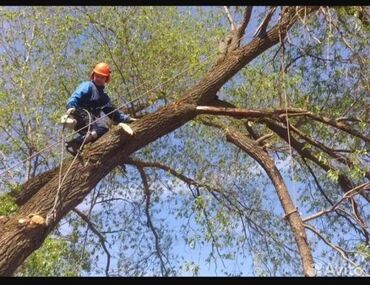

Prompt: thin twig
[
  {"left": 223, "top": 6, "right": 236, "bottom": 31},
  {"left": 73, "top": 208, "right": 111, "bottom": 277},
  {"left": 136, "top": 166, "right": 170, "bottom": 276},
  {"left": 303, "top": 182, "right": 370, "bottom": 222},
  {"left": 253, "top": 6, "right": 277, "bottom": 37},
  {"left": 304, "top": 223, "right": 366, "bottom": 276}
]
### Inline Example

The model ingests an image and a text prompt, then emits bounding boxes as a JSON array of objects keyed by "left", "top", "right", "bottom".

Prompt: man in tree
[{"left": 62, "top": 62, "right": 135, "bottom": 155}]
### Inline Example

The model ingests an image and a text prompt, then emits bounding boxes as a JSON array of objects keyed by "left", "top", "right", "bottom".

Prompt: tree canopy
[{"left": 0, "top": 6, "right": 369, "bottom": 276}]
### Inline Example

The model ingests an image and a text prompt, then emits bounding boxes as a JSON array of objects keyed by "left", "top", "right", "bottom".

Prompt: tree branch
[
  {"left": 306, "top": 113, "right": 370, "bottom": 143},
  {"left": 73, "top": 208, "right": 111, "bottom": 277},
  {"left": 135, "top": 166, "right": 170, "bottom": 276},
  {"left": 253, "top": 6, "right": 277, "bottom": 37},
  {"left": 196, "top": 105, "right": 308, "bottom": 118},
  {"left": 201, "top": 117, "right": 315, "bottom": 276},
  {"left": 239, "top": 6, "right": 253, "bottom": 35},
  {"left": 128, "top": 159, "right": 197, "bottom": 188},
  {"left": 288, "top": 123, "right": 370, "bottom": 180},
  {"left": 228, "top": 6, "right": 253, "bottom": 51},
  {"left": 302, "top": 182, "right": 370, "bottom": 223},
  {"left": 263, "top": 119, "right": 369, "bottom": 203},
  {"left": 304, "top": 223, "right": 367, "bottom": 276},
  {"left": 223, "top": 6, "right": 236, "bottom": 31}
]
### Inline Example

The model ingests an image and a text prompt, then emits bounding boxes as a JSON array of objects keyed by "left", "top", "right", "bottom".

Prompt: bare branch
[
  {"left": 302, "top": 158, "right": 338, "bottom": 205},
  {"left": 73, "top": 208, "right": 111, "bottom": 277},
  {"left": 302, "top": 182, "right": 370, "bottom": 223},
  {"left": 136, "top": 166, "right": 170, "bottom": 276},
  {"left": 239, "top": 6, "right": 253, "bottom": 35},
  {"left": 253, "top": 6, "right": 277, "bottom": 37},
  {"left": 336, "top": 117, "right": 369, "bottom": 124},
  {"left": 223, "top": 6, "right": 236, "bottom": 31},
  {"left": 306, "top": 113, "right": 370, "bottom": 143},
  {"left": 255, "top": 133, "right": 274, "bottom": 144},
  {"left": 227, "top": 6, "right": 254, "bottom": 52},
  {"left": 196, "top": 105, "right": 308, "bottom": 118},
  {"left": 304, "top": 224, "right": 367, "bottom": 276},
  {"left": 128, "top": 159, "right": 197, "bottom": 188}
]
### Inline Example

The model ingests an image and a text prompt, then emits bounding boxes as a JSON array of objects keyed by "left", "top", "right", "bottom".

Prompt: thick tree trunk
[
  {"left": 0, "top": 7, "right": 317, "bottom": 275},
  {"left": 9, "top": 168, "right": 59, "bottom": 206}
]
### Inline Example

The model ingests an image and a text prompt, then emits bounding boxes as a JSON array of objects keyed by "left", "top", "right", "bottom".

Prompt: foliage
[
  {"left": 16, "top": 237, "right": 90, "bottom": 276},
  {"left": 0, "top": 194, "right": 18, "bottom": 216},
  {"left": 0, "top": 6, "right": 369, "bottom": 276}
]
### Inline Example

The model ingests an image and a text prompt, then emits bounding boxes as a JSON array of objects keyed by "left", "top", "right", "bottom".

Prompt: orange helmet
[{"left": 90, "top": 62, "right": 111, "bottom": 83}]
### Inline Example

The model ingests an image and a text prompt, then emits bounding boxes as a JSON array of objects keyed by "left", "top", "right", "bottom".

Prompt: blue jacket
[{"left": 66, "top": 81, "right": 130, "bottom": 124}]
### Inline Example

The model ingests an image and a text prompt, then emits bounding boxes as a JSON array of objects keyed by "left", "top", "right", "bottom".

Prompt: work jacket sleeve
[
  {"left": 66, "top": 82, "right": 91, "bottom": 109},
  {"left": 101, "top": 101, "right": 131, "bottom": 124}
]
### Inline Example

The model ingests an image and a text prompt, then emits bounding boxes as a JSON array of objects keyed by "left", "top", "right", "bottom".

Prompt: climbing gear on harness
[
  {"left": 60, "top": 114, "right": 77, "bottom": 130},
  {"left": 119, "top": 122, "right": 134, "bottom": 135},
  {"left": 90, "top": 62, "right": 111, "bottom": 83},
  {"left": 85, "top": 130, "right": 98, "bottom": 142},
  {"left": 62, "top": 108, "right": 93, "bottom": 156}
]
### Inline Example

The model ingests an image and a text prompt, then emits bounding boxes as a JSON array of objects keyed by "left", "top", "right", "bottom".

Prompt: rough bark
[
  {"left": 9, "top": 168, "right": 60, "bottom": 206},
  {"left": 0, "top": 6, "right": 318, "bottom": 276}
]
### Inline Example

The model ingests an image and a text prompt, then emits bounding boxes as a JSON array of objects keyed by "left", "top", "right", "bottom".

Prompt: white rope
[
  {"left": 279, "top": 20, "right": 296, "bottom": 193},
  {"left": 46, "top": 109, "right": 92, "bottom": 225}
]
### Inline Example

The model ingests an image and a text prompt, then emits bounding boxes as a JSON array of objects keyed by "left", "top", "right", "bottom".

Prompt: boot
[
  {"left": 65, "top": 136, "right": 84, "bottom": 156},
  {"left": 65, "top": 131, "right": 98, "bottom": 156}
]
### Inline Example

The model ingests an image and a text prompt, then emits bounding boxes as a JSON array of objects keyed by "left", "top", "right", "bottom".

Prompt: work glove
[
  {"left": 66, "top": 107, "right": 76, "bottom": 115},
  {"left": 60, "top": 108, "right": 77, "bottom": 130},
  {"left": 118, "top": 123, "right": 134, "bottom": 136},
  {"left": 60, "top": 115, "right": 77, "bottom": 129}
]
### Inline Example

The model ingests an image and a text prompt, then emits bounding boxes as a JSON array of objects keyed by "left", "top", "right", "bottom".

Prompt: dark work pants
[{"left": 73, "top": 108, "right": 108, "bottom": 141}]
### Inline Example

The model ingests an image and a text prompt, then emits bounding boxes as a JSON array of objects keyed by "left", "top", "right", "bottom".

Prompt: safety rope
[
  {"left": 279, "top": 23, "right": 296, "bottom": 193},
  {"left": 46, "top": 109, "right": 92, "bottom": 225}
]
